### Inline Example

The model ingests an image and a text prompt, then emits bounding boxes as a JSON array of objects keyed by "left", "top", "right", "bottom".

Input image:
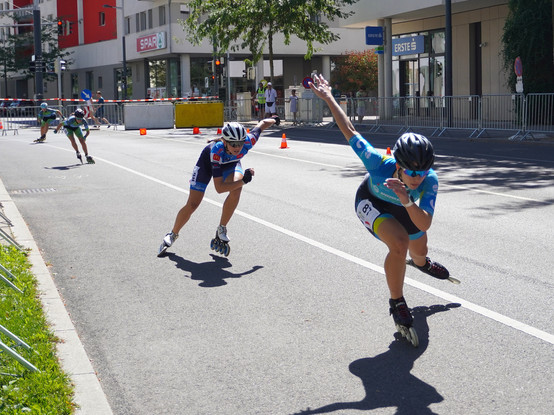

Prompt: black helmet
[
  {"left": 74, "top": 108, "right": 85, "bottom": 119},
  {"left": 393, "top": 133, "right": 435, "bottom": 171},
  {"left": 222, "top": 122, "right": 247, "bottom": 143}
]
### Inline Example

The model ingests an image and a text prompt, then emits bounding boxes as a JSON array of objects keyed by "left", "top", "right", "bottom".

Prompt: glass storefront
[{"left": 392, "top": 30, "right": 445, "bottom": 98}]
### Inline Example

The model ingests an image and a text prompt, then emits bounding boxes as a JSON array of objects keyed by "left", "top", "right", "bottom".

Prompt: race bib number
[{"left": 356, "top": 200, "right": 380, "bottom": 230}]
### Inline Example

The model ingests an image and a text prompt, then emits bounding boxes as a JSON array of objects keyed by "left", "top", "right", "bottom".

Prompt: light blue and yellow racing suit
[{"left": 350, "top": 133, "right": 438, "bottom": 240}]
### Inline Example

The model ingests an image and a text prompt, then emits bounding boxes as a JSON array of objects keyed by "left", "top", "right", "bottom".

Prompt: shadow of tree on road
[
  {"left": 292, "top": 303, "right": 461, "bottom": 415},
  {"left": 167, "top": 253, "right": 263, "bottom": 287}
]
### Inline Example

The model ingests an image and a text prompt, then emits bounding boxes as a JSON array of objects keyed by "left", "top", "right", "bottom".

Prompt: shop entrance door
[{"left": 399, "top": 59, "right": 419, "bottom": 97}]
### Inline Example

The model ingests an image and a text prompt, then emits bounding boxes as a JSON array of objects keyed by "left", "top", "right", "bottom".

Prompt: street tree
[
  {"left": 0, "top": 16, "right": 72, "bottom": 84},
  {"left": 181, "top": 0, "right": 358, "bottom": 83},
  {"left": 502, "top": 0, "right": 554, "bottom": 93},
  {"left": 331, "top": 50, "right": 378, "bottom": 95}
]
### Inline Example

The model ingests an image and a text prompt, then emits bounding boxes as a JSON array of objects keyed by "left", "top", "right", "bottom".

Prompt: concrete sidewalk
[{"left": 0, "top": 178, "right": 113, "bottom": 415}]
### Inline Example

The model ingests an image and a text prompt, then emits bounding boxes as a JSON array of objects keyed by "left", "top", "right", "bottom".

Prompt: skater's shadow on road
[
  {"left": 293, "top": 303, "right": 461, "bottom": 415},
  {"left": 45, "top": 164, "right": 82, "bottom": 170},
  {"left": 167, "top": 253, "right": 263, "bottom": 287}
]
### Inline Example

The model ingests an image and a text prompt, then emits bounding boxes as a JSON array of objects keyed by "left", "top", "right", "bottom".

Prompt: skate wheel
[
  {"left": 408, "top": 327, "right": 419, "bottom": 347},
  {"left": 222, "top": 244, "right": 230, "bottom": 257},
  {"left": 210, "top": 239, "right": 217, "bottom": 250},
  {"left": 447, "top": 276, "right": 461, "bottom": 284}
]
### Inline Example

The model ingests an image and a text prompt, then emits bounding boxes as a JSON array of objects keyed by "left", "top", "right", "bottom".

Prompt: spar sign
[{"left": 137, "top": 32, "right": 167, "bottom": 53}]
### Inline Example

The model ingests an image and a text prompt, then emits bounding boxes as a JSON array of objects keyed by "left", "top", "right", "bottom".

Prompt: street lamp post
[{"left": 103, "top": 3, "right": 127, "bottom": 100}]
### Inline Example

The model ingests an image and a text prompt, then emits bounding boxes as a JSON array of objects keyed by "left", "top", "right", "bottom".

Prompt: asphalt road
[{"left": 1, "top": 125, "right": 553, "bottom": 415}]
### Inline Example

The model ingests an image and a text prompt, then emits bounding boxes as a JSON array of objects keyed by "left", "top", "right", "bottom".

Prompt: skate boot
[
  {"left": 210, "top": 225, "right": 230, "bottom": 256},
  {"left": 406, "top": 257, "right": 459, "bottom": 283},
  {"left": 34, "top": 135, "right": 46, "bottom": 143},
  {"left": 157, "top": 231, "right": 178, "bottom": 257},
  {"left": 389, "top": 297, "right": 419, "bottom": 347},
  {"left": 86, "top": 155, "right": 95, "bottom": 164},
  {"left": 76, "top": 152, "right": 83, "bottom": 164}
]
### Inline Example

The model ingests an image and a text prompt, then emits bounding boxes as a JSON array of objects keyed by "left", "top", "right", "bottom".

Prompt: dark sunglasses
[
  {"left": 227, "top": 141, "right": 244, "bottom": 148},
  {"left": 404, "top": 168, "right": 429, "bottom": 177}
]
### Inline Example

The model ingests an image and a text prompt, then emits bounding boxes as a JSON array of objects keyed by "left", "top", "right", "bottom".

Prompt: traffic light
[
  {"left": 57, "top": 19, "right": 64, "bottom": 36},
  {"left": 215, "top": 59, "right": 222, "bottom": 75},
  {"left": 59, "top": 59, "right": 66, "bottom": 71},
  {"left": 67, "top": 22, "right": 74, "bottom": 35},
  {"left": 242, "top": 69, "right": 247, "bottom": 78},
  {"left": 29, "top": 60, "right": 35, "bottom": 73}
]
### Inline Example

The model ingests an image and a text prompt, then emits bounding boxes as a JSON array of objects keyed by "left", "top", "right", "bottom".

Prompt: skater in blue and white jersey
[
  {"left": 158, "top": 118, "right": 278, "bottom": 257},
  {"left": 54, "top": 108, "right": 95, "bottom": 164},
  {"left": 35, "top": 102, "right": 64, "bottom": 142},
  {"left": 309, "top": 74, "right": 449, "bottom": 331}
]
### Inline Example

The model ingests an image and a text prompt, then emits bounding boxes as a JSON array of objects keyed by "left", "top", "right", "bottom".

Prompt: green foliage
[
  {"left": 181, "top": 0, "right": 358, "bottom": 81},
  {"left": 501, "top": 0, "right": 554, "bottom": 93},
  {"left": 0, "top": 16, "right": 72, "bottom": 81},
  {"left": 331, "top": 50, "right": 378, "bottom": 94},
  {"left": 0, "top": 246, "right": 74, "bottom": 414}
]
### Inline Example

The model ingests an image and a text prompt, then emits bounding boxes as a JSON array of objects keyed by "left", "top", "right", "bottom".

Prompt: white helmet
[{"left": 222, "top": 122, "right": 247, "bottom": 142}]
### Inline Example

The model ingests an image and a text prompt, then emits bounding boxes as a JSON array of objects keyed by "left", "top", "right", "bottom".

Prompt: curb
[{"left": 0, "top": 178, "right": 113, "bottom": 415}]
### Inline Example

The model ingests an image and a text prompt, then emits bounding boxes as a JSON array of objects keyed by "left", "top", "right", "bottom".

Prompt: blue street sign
[
  {"left": 80, "top": 89, "right": 92, "bottom": 101},
  {"left": 365, "top": 26, "right": 383, "bottom": 46},
  {"left": 392, "top": 35, "right": 425, "bottom": 56}
]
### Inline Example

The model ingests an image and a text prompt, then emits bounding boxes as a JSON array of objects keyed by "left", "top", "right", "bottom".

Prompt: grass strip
[{"left": 0, "top": 245, "right": 75, "bottom": 414}]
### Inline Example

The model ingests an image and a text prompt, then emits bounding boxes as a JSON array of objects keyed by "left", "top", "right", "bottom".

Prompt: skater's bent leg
[
  {"left": 408, "top": 233, "right": 428, "bottom": 268},
  {"left": 67, "top": 134, "right": 79, "bottom": 152},
  {"left": 219, "top": 173, "right": 243, "bottom": 226},
  {"left": 172, "top": 190, "right": 204, "bottom": 234},
  {"left": 220, "top": 187, "right": 242, "bottom": 226},
  {"left": 376, "top": 218, "right": 410, "bottom": 299},
  {"left": 77, "top": 136, "right": 89, "bottom": 155}
]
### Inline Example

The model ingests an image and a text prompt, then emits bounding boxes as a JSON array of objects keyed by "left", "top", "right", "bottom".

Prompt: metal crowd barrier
[
  {"left": 0, "top": 207, "right": 39, "bottom": 373},
  {"left": 1, "top": 94, "right": 553, "bottom": 139}
]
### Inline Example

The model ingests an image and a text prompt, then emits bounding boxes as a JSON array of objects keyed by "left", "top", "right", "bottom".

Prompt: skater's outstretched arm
[
  {"left": 254, "top": 117, "right": 276, "bottom": 132},
  {"left": 309, "top": 74, "right": 357, "bottom": 142}
]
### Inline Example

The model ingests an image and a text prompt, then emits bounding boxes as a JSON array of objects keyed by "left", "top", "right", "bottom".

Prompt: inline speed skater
[
  {"left": 310, "top": 74, "right": 450, "bottom": 347},
  {"left": 35, "top": 102, "right": 64, "bottom": 143},
  {"left": 54, "top": 108, "right": 95, "bottom": 164},
  {"left": 157, "top": 119, "right": 276, "bottom": 258}
]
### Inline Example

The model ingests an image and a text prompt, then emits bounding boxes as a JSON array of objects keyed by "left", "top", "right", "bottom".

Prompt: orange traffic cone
[
  {"left": 0, "top": 121, "right": 3, "bottom": 130},
  {"left": 140, "top": 128, "right": 147, "bottom": 135},
  {"left": 386, "top": 147, "right": 391, "bottom": 155},
  {"left": 217, "top": 128, "right": 222, "bottom": 135},
  {"left": 280, "top": 133, "right": 288, "bottom": 149},
  {"left": 193, "top": 127, "right": 200, "bottom": 134}
]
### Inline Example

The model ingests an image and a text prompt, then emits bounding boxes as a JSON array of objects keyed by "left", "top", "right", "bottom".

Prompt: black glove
[
  {"left": 242, "top": 168, "right": 253, "bottom": 184},
  {"left": 273, "top": 115, "right": 280, "bottom": 126}
]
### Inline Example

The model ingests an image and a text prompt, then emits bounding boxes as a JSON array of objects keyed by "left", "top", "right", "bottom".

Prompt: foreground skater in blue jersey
[
  {"left": 158, "top": 118, "right": 277, "bottom": 257},
  {"left": 310, "top": 74, "right": 450, "bottom": 347}
]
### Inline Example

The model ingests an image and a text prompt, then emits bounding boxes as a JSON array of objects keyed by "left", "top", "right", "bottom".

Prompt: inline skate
[
  {"left": 389, "top": 297, "right": 419, "bottom": 347},
  {"left": 210, "top": 225, "right": 230, "bottom": 257}
]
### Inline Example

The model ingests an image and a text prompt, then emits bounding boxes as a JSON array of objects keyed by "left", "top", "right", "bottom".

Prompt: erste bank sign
[{"left": 137, "top": 32, "right": 167, "bottom": 53}]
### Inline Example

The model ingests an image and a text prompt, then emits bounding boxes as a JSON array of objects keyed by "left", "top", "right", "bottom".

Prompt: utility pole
[
  {"left": 445, "top": 0, "right": 453, "bottom": 126},
  {"left": 33, "top": 1, "right": 43, "bottom": 101}
]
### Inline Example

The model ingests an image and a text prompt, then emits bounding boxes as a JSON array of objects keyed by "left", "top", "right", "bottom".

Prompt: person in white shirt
[{"left": 264, "top": 82, "right": 277, "bottom": 117}]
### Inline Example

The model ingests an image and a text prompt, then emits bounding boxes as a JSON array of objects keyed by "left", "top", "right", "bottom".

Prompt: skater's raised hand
[
  {"left": 309, "top": 74, "right": 357, "bottom": 142},
  {"left": 309, "top": 74, "right": 334, "bottom": 102}
]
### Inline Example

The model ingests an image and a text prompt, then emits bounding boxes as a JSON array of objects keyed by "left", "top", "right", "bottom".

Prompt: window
[
  {"left": 125, "top": 17, "right": 130, "bottom": 35},
  {"left": 86, "top": 71, "right": 94, "bottom": 91},
  {"left": 98, "top": 76, "right": 103, "bottom": 89},
  {"left": 159, "top": 6, "right": 166, "bottom": 26},
  {"left": 71, "top": 73, "right": 79, "bottom": 99},
  {"left": 148, "top": 9, "right": 153, "bottom": 29},
  {"left": 99, "top": 12, "right": 105, "bottom": 27},
  {"left": 135, "top": 13, "right": 140, "bottom": 32},
  {"left": 140, "top": 12, "right": 146, "bottom": 31}
]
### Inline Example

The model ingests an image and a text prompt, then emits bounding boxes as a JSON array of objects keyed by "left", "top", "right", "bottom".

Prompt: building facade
[{"left": 1, "top": 0, "right": 514, "bottom": 102}]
